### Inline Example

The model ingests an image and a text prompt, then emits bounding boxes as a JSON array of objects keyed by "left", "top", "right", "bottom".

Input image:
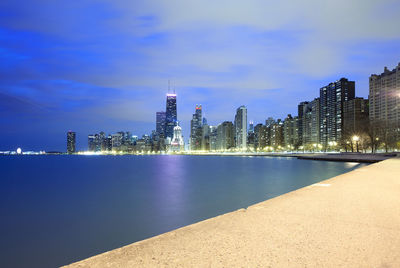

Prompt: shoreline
[
  {"left": 2, "top": 152, "right": 396, "bottom": 163},
  {"left": 65, "top": 157, "right": 400, "bottom": 267}
]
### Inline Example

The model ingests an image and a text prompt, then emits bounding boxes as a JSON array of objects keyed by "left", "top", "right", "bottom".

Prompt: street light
[{"left": 352, "top": 135, "right": 360, "bottom": 152}]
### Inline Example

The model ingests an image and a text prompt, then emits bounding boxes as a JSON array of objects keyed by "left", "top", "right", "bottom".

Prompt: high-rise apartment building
[
  {"left": 165, "top": 93, "right": 177, "bottom": 139},
  {"left": 297, "top": 101, "right": 309, "bottom": 146},
  {"left": 201, "top": 124, "right": 211, "bottom": 151},
  {"left": 310, "top": 98, "right": 320, "bottom": 144},
  {"left": 67, "top": 131, "right": 76, "bottom": 154},
  {"left": 234, "top": 105, "right": 247, "bottom": 150},
  {"left": 283, "top": 114, "right": 299, "bottom": 149},
  {"left": 320, "top": 78, "right": 355, "bottom": 146},
  {"left": 271, "top": 119, "right": 284, "bottom": 148},
  {"left": 216, "top": 121, "right": 234, "bottom": 151},
  {"left": 88, "top": 134, "right": 96, "bottom": 151},
  {"left": 369, "top": 63, "right": 400, "bottom": 142},
  {"left": 254, "top": 123, "right": 267, "bottom": 150}
]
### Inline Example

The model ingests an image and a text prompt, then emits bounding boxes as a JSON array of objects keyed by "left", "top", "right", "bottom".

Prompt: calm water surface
[{"left": 0, "top": 155, "right": 366, "bottom": 267}]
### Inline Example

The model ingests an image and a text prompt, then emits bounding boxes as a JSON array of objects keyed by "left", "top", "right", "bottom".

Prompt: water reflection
[{"left": 153, "top": 156, "right": 186, "bottom": 222}]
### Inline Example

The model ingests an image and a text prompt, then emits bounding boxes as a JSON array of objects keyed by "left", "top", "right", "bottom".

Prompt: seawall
[{"left": 65, "top": 158, "right": 400, "bottom": 267}]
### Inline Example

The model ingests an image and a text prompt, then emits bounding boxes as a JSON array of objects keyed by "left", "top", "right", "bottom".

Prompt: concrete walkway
[{"left": 65, "top": 158, "right": 400, "bottom": 267}]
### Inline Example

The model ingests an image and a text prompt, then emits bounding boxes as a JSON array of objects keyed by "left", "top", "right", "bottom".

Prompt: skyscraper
[
  {"left": 190, "top": 105, "right": 202, "bottom": 150},
  {"left": 216, "top": 121, "right": 234, "bottom": 151},
  {"left": 165, "top": 93, "right": 177, "bottom": 139},
  {"left": 67, "top": 131, "right": 76, "bottom": 154},
  {"left": 320, "top": 78, "right": 355, "bottom": 147},
  {"left": 254, "top": 123, "right": 267, "bottom": 150},
  {"left": 156, "top": 111, "right": 166, "bottom": 137},
  {"left": 271, "top": 119, "right": 284, "bottom": 149},
  {"left": 297, "top": 101, "right": 309, "bottom": 146},
  {"left": 249, "top": 120, "right": 254, "bottom": 133},
  {"left": 283, "top": 114, "right": 299, "bottom": 149},
  {"left": 310, "top": 98, "right": 320, "bottom": 144},
  {"left": 234, "top": 105, "right": 247, "bottom": 150},
  {"left": 369, "top": 63, "right": 400, "bottom": 143}
]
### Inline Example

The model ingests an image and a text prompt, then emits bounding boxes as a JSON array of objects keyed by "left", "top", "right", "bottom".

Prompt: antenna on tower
[{"left": 168, "top": 80, "right": 170, "bottom": 93}]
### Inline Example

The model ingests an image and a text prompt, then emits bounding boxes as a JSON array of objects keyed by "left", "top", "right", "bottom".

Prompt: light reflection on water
[{"left": 0, "top": 155, "right": 367, "bottom": 268}]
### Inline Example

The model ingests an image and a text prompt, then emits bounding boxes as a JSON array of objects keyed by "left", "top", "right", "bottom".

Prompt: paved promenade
[{"left": 66, "top": 158, "right": 400, "bottom": 267}]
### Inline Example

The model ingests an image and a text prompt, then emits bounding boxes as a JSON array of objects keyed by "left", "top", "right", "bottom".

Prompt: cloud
[{"left": 1, "top": 0, "right": 400, "bottom": 150}]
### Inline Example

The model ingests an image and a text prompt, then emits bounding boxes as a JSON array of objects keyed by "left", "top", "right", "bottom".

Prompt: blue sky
[{"left": 1, "top": 0, "right": 400, "bottom": 151}]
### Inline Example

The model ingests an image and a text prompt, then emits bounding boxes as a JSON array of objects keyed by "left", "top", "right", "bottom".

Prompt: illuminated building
[
  {"left": 234, "top": 105, "right": 247, "bottom": 150},
  {"left": 320, "top": 78, "right": 355, "bottom": 147},
  {"left": 170, "top": 123, "right": 184, "bottom": 152},
  {"left": 216, "top": 121, "right": 234, "bottom": 151},
  {"left": 67, "top": 131, "right": 76, "bottom": 154},
  {"left": 165, "top": 93, "right": 177, "bottom": 139},
  {"left": 156, "top": 111, "right": 166, "bottom": 137},
  {"left": 369, "top": 63, "right": 400, "bottom": 142}
]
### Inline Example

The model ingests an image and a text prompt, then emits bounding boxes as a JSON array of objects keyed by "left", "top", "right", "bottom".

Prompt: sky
[{"left": 1, "top": 0, "right": 400, "bottom": 151}]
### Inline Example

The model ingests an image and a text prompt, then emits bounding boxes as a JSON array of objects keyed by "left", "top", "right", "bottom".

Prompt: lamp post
[{"left": 352, "top": 135, "right": 360, "bottom": 153}]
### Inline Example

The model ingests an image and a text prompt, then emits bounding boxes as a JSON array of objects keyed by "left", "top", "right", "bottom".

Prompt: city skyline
[
  {"left": 1, "top": 0, "right": 400, "bottom": 151},
  {"left": 72, "top": 63, "right": 398, "bottom": 154}
]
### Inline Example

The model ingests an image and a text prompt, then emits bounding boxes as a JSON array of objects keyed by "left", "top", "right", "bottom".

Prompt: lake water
[{"left": 0, "top": 155, "right": 366, "bottom": 267}]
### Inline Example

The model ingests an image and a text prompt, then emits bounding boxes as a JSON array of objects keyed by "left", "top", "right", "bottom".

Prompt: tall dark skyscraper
[
  {"left": 165, "top": 93, "right": 177, "bottom": 139},
  {"left": 190, "top": 105, "right": 202, "bottom": 150},
  {"left": 67, "top": 131, "right": 76, "bottom": 154},
  {"left": 156, "top": 111, "right": 166, "bottom": 137},
  {"left": 320, "top": 78, "right": 355, "bottom": 146}
]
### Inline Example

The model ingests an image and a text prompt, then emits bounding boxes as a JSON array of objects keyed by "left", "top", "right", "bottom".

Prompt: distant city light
[{"left": 16, "top": 148, "right": 22, "bottom": 154}]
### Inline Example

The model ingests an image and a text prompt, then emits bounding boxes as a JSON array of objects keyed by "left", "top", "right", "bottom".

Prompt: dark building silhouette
[
  {"left": 190, "top": 105, "right": 203, "bottom": 150},
  {"left": 343, "top": 98, "right": 369, "bottom": 137}
]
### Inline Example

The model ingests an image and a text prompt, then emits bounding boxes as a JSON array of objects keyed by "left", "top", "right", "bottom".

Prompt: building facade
[
  {"left": 283, "top": 114, "right": 299, "bottom": 150},
  {"left": 369, "top": 63, "right": 400, "bottom": 143},
  {"left": 234, "top": 105, "right": 247, "bottom": 150},
  {"left": 170, "top": 123, "right": 184, "bottom": 152},
  {"left": 190, "top": 105, "right": 203, "bottom": 150},
  {"left": 165, "top": 93, "right": 177, "bottom": 139},
  {"left": 156, "top": 111, "right": 166, "bottom": 137},
  {"left": 343, "top": 98, "right": 369, "bottom": 137},
  {"left": 216, "top": 121, "right": 234, "bottom": 151},
  {"left": 320, "top": 78, "right": 355, "bottom": 147},
  {"left": 310, "top": 98, "right": 320, "bottom": 145}
]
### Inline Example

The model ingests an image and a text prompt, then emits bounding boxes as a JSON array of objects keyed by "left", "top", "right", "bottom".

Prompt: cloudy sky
[{"left": 1, "top": 0, "right": 400, "bottom": 151}]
